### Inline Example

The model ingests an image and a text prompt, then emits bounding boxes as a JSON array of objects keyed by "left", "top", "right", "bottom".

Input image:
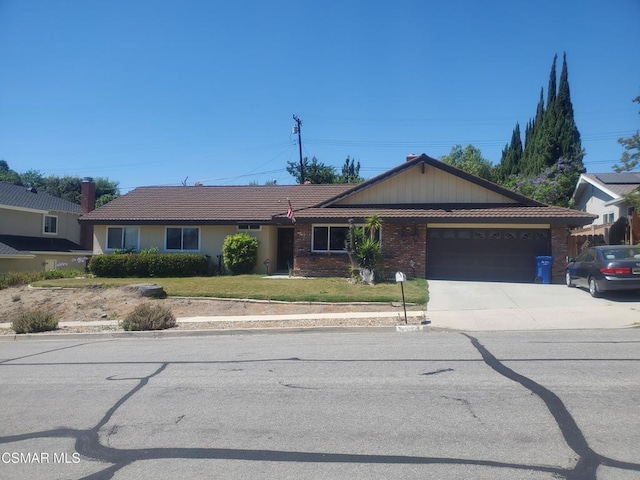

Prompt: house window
[
  {"left": 238, "top": 224, "right": 261, "bottom": 231},
  {"left": 107, "top": 227, "right": 139, "bottom": 251},
  {"left": 43, "top": 215, "right": 58, "bottom": 235},
  {"left": 312, "top": 226, "right": 349, "bottom": 252},
  {"left": 166, "top": 227, "right": 199, "bottom": 251},
  {"left": 603, "top": 213, "right": 615, "bottom": 224}
]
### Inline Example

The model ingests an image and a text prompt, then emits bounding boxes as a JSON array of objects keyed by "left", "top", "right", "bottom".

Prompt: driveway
[{"left": 426, "top": 280, "right": 640, "bottom": 331}]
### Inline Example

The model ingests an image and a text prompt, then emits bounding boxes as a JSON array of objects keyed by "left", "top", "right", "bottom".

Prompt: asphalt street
[{"left": 1, "top": 329, "right": 639, "bottom": 479}]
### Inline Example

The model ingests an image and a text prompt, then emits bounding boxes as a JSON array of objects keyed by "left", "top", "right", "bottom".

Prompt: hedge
[{"left": 88, "top": 253, "right": 209, "bottom": 277}]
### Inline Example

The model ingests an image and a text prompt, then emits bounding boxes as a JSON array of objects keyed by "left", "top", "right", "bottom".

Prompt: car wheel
[
  {"left": 565, "top": 271, "right": 575, "bottom": 287},
  {"left": 588, "top": 277, "right": 601, "bottom": 298}
]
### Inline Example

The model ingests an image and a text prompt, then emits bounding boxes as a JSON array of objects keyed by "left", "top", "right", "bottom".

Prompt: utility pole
[{"left": 293, "top": 114, "right": 304, "bottom": 184}]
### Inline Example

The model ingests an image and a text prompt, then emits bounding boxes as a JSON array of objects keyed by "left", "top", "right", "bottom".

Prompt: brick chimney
[
  {"left": 81, "top": 177, "right": 96, "bottom": 213},
  {"left": 80, "top": 177, "right": 96, "bottom": 250}
]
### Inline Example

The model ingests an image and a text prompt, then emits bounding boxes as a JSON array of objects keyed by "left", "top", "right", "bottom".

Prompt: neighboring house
[
  {"left": 0, "top": 180, "right": 94, "bottom": 274},
  {"left": 572, "top": 172, "right": 640, "bottom": 225},
  {"left": 79, "top": 155, "right": 596, "bottom": 283}
]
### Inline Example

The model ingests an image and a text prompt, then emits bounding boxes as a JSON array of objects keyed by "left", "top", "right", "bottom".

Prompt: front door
[{"left": 277, "top": 228, "right": 295, "bottom": 272}]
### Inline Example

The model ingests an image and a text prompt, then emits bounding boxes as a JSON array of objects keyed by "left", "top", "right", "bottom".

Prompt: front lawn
[{"left": 33, "top": 275, "right": 428, "bottom": 304}]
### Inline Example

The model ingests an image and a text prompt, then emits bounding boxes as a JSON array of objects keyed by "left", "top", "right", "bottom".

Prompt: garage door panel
[{"left": 427, "top": 229, "right": 550, "bottom": 282}]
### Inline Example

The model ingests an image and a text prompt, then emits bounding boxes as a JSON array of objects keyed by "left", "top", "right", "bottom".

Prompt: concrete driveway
[{"left": 426, "top": 280, "right": 640, "bottom": 331}]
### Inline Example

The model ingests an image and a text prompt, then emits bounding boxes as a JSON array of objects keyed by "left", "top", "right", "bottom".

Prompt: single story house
[
  {"left": 0, "top": 181, "right": 94, "bottom": 274},
  {"left": 571, "top": 172, "right": 640, "bottom": 225},
  {"left": 79, "top": 154, "right": 596, "bottom": 283}
]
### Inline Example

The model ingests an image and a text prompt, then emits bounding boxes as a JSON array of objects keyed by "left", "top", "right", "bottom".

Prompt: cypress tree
[
  {"left": 546, "top": 54, "right": 557, "bottom": 108},
  {"left": 522, "top": 88, "right": 547, "bottom": 176},
  {"left": 555, "top": 52, "right": 584, "bottom": 168},
  {"left": 498, "top": 122, "right": 523, "bottom": 181}
]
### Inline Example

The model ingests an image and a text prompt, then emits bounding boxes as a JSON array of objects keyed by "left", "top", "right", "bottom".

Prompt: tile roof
[
  {"left": 0, "top": 235, "right": 87, "bottom": 255},
  {"left": 282, "top": 205, "right": 596, "bottom": 227},
  {"left": 79, "top": 184, "right": 354, "bottom": 224},
  {"left": 0, "top": 183, "right": 83, "bottom": 214}
]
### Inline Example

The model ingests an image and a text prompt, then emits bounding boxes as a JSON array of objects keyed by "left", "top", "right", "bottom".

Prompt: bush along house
[{"left": 78, "top": 154, "right": 596, "bottom": 283}]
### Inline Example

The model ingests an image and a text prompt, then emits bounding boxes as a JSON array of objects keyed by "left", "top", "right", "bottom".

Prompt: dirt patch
[{"left": 0, "top": 284, "right": 426, "bottom": 335}]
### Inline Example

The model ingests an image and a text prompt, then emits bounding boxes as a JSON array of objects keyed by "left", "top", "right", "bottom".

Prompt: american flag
[{"left": 287, "top": 199, "right": 296, "bottom": 223}]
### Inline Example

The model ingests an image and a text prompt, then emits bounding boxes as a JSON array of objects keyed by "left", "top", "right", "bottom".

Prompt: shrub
[
  {"left": 222, "top": 233, "right": 259, "bottom": 274},
  {"left": 120, "top": 303, "right": 176, "bottom": 331},
  {"left": 2, "top": 271, "right": 40, "bottom": 288},
  {"left": 89, "top": 253, "right": 208, "bottom": 277},
  {"left": 11, "top": 308, "right": 59, "bottom": 334},
  {"left": 40, "top": 269, "right": 84, "bottom": 280}
]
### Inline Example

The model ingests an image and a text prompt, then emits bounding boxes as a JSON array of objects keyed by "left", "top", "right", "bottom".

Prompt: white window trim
[
  {"left": 237, "top": 224, "right": 262, "bottom": 231},
  {"left": 165, "top": 226, "right": 201, "bottom": 252},
  {"left": 106, "top": 226, "right": 140, "bottom": 252},
  {"left": 43, "top": 215, "right": 58, "bottom": 235},
  {"left": 603, "top": 212, "right": 615, "bottom": 224}
]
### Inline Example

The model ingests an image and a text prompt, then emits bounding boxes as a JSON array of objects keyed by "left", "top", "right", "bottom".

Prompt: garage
[{"left": 426, "top": 227, "right": 551, "bottom": 282}]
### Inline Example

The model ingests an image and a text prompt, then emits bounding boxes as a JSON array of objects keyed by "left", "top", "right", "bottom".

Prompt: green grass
[{"left": 33, "top": 275, "right": 428, "bottom": 304}]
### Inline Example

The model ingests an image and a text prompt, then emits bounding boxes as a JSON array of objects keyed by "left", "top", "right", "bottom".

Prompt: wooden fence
[{"left": 568, "top": 212, "right": 640, "bottom": 258}]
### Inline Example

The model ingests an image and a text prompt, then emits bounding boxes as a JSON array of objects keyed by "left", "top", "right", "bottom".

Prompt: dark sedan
[{"left": 566, "top": 246, "right": 640, "bottom": 297}]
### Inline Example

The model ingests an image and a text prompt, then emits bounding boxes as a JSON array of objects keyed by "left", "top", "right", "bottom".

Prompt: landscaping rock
[{"left": 128, "top": 283, "right": 166, "bottom": 298}]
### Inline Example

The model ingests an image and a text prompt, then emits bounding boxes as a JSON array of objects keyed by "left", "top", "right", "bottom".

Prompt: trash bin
[{"left": 534, "top": 255, "right": 553, "bottom": 284}]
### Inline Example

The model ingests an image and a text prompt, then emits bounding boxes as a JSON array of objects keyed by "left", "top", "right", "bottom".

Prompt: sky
[{"left": 1, "top": 1, "right": 639, "bottom": 193}]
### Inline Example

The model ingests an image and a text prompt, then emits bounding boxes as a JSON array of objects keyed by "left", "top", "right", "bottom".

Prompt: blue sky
[{"left": 1, "top": 1, "right": 639, "bottom": 193}]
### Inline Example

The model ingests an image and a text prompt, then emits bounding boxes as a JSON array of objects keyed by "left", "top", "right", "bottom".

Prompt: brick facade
[
  {"left": 293, "top": 223, "right": 570, "bottom": 283},
  {"left": 292, "top": 223, "right": 427, "bottom": 279},
  {"left": 550, "top": 224, "right": 569, "bottom": 284}
]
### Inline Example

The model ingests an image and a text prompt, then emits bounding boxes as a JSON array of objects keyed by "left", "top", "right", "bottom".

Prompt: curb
[{"left": 0, "top": 325, "right": 402, "bottom": 342}]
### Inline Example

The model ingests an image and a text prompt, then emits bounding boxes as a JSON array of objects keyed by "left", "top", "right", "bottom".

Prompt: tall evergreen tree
[
  {"left": 497, "top": 123, "right": 523, "bottom": 182},
  {"left": 546, "top": 54, "right": 557, "bottom": 108},
  {"left": 555, "top": 53, "right": 584, "bottom": 169},
  {"left": 522, "top": 88, "right": 547, "bottom": 176},
  {"left": 499, "top": 54, "right": 584, "bottom": 207}
]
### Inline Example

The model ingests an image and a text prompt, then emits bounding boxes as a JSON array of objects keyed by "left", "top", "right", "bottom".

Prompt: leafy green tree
[
  {"left": 613, "top": 96, "right": 640, "bottom": 172},
  {"left": 0, "top": 161, "right": 21, "bottom": 185},
  {"left": 439, "top": 144, "right": 494, "bottom": 181},
  {"left": 287, "top": 156, "right": 337, "bottom": 184},
  {"left": 339, "top": 156, "right": 363, "bottom": 183}
]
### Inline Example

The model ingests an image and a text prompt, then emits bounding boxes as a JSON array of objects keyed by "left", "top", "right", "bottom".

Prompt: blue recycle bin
[{"left": 534, "top": 255, "right": 553, "bottom": 284}]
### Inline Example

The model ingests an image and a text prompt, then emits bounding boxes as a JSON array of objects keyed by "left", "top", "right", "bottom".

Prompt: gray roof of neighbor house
[
  {"left": 574, "top": 173, "right": 640, "bottom": 199},
  {"left": 78, "top": 184, "right": 354, "bottom": 224},
  {"left": 0, "top": 183, "right": 83, "bottom": 214},
  {"left": 0, "top": 235, "right": 86, "bottom": 256}
]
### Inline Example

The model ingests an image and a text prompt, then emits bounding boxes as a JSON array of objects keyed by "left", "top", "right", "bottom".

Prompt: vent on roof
[
  {"left": 26, "top": 187, "right": 37, "bottom": 194},
  {"left": 594, "top": 173, "right": 640, "bottom": 184}
]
